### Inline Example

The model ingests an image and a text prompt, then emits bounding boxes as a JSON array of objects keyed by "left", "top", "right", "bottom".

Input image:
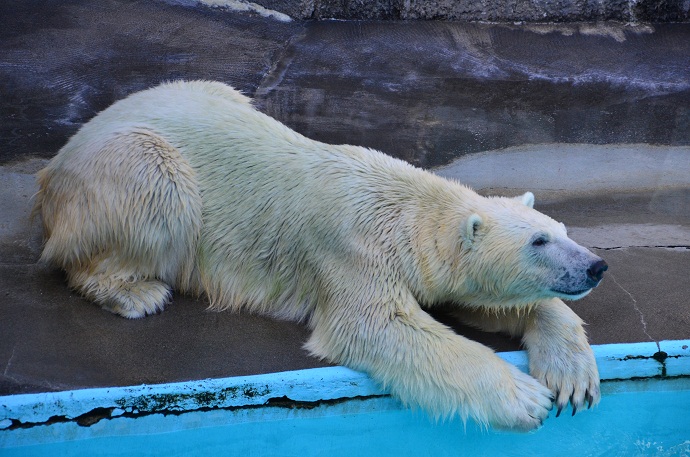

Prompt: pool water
[{"left": 2, "top": 378, "right": 689, "bottom": 457}]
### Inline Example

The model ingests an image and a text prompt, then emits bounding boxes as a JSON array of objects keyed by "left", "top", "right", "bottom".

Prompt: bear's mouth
[{"left": 551, "top": 288, "right": 592, "bottom": 298}]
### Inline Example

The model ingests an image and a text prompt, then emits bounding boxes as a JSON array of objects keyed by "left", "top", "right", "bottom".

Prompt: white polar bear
[{"left": 35, "top": 81, "right": 608, "bottom": 431}]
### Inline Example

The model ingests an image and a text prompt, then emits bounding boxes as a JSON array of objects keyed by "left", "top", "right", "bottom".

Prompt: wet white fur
[{"left": 35, "top": 81, "right": 600, "bottom": 431}]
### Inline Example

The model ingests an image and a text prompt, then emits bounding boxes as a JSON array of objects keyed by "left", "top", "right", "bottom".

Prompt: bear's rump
[{"left": 38, "top": 128, "right": 202, "bottom": 291}]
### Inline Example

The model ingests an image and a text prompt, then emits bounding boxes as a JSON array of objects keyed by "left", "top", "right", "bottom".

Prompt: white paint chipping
[
  {"left": 521, "top": 22, "right": 654, "bottom": 43},
  {"left": 2, "top": 341, "right": 687, "bottom": 428},
  {"left": 198, "top": 0, "right": 292, "bottom": 22}
]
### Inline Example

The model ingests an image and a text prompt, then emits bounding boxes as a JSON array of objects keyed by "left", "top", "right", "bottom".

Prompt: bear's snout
[
  {"left": 586, "top": 259, "right": 608, "bottom": 285},
  {"left": 549, "top": 241, "right": 608, "bottom": 298}
]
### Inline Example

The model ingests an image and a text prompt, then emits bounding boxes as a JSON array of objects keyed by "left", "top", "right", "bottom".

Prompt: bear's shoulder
[{"left": 152, "top": 80, "right": 253, "bottom": 107}]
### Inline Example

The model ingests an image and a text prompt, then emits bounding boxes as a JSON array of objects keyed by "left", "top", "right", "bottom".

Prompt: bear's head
[{"left": 457, "top": 192, "right": 607, "bottom": 307}]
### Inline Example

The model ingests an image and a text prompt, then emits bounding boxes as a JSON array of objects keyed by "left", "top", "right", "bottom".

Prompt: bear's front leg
[
  {"left": 522, "top": 298, "right": 600, "bottom": 416},
  {"left": 305, "top": 279, "right": 553, "bottom": 431},
  {"left": 454, "top": 299, "right": 600, "bottom": 416}
]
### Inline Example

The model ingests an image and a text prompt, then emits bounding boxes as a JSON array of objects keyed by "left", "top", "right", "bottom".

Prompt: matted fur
[{"left": 35, "top": 81, "right": 606, "bottom": 430}]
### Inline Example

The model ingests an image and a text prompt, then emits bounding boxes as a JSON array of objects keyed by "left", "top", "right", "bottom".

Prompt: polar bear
[{"left": 35, "top": 81, "right": 608, "bottom": 431}]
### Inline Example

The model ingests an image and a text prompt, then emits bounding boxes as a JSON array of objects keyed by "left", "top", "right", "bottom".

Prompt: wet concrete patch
[
  {"left": 537, "top": 188, "right": 690, "bottom": 230},
  {"left": 0, "top": 159, "right": 45, "bottom": 265}
]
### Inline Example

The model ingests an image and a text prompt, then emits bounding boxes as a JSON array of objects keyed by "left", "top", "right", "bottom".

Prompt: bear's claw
[{"left": 549, "top": 369, "right": 600, "bottom": 417}]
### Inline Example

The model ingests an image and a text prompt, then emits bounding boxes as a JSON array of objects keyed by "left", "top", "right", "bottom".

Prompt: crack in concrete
[
  {"left": 2, "top": 345, "right": 18, "bottom": 382},
  {"left": 594, "top": 245, "right": 690, "bottom": 251},
  {"left": 609, "top": 273, "right": 660, "bottom": 352}
]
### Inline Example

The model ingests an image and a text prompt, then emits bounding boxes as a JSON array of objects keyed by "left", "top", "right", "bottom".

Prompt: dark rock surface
[
  {"left": 2, "top": 2, "right": 688, "bottom": 167},
  {"left": 253, "top": 0, "right": 690, "bottom": 22}
]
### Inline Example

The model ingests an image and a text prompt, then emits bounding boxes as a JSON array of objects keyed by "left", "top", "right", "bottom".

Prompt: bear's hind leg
[
  {"left": 37, "top": 128, "right": 202, "bottom": 318},
  {"left": 67, "top": 266, "right": 171, "bottom": 318}
]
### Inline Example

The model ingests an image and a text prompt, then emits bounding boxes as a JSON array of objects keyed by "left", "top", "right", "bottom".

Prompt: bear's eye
[{"left": 532, "top": 236, "right": 548, "bottom": 247}]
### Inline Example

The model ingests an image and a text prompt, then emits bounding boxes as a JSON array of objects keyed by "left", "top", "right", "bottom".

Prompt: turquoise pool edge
[{"left": 1, "top": 339, "right": 688, "bottom": 434}]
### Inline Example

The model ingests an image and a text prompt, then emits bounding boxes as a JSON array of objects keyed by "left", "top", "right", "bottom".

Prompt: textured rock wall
[{"left": 253, "top": 0, "right": 690, "bottom": 21}]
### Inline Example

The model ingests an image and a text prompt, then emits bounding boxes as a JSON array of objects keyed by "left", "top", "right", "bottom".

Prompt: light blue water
[{"left": 2, "top": 378, "right": 689, "bottom": 457}]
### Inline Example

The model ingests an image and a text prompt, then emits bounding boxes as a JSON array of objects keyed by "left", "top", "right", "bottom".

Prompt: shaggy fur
[{"left": 35, "top": 81, "right": 606, "bottom": 431}]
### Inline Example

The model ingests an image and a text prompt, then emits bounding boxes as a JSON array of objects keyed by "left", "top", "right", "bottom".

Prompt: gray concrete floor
[{"left": 1, "top": 1, "right": 689, "bottom": 395}]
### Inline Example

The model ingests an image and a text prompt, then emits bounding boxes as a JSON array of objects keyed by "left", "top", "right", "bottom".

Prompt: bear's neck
[{"left": 393, "top": 174, "right": 481, "bottom": 305}]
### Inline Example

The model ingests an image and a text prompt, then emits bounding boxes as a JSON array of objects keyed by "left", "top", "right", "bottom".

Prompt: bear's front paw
[
  {"left": 487, "top": 364, "right": 554, "bottom": 432},
  {"left": 528, "top": 341, "right": 600, "bottom": 417},
  {"left": 523, "top": 299, "right": 601, "bottom": 417}
]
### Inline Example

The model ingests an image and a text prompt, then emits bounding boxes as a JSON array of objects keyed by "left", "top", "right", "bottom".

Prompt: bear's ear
[
  {"left": 463, "top": 214, "right": 483, "bottom": 245},
  {"left": 517, "top": 191, "right": 535, "bottom": 208}
]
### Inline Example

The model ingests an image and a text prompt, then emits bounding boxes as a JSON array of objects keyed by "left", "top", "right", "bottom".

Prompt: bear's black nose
[{"left": 587, "top": 259, "right": 608, "bottom": 283}]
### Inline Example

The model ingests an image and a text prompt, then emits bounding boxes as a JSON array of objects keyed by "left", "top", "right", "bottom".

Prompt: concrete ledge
[{"left": 433, "top": 143, "right": 690, "bottom": 200}]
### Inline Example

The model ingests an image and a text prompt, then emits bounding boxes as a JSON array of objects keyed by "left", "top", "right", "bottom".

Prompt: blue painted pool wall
[{"left": 1, "top": 339, "right": 688, "bottom": 431}]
